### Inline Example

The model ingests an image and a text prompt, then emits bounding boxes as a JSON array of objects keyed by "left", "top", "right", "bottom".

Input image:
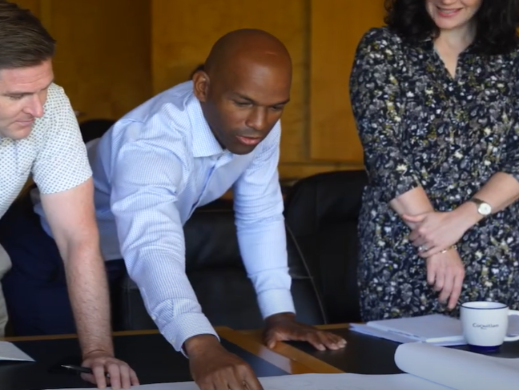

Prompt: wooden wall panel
[
  {"left": 151, "top": 0, "right": 308, "bottom": 163},
  {"left": 309, "top": 0, "right": 385, "bottom": 163},
  {"left": 40, "top": 0, "right": 153, "bottom": 121},
  {"left": 12, "top": 0, "right": 386, "bottom": 179},
  {"left": 11, "top": 0, "right": 40, "bottom": 16}
]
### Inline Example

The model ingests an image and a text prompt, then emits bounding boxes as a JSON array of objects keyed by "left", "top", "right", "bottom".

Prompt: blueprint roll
[{"left": 394, "top": 342, "right": 519, "bottom": 390}]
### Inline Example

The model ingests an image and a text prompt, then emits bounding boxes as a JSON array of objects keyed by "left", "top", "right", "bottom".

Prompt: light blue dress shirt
[{"left": 37, "top": 81, "right": 295, "bottom": 352}]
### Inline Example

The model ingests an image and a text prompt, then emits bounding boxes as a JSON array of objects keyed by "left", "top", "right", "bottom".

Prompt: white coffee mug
[{"left": 460, "top": 301, "right": 519, "bottom": 352}]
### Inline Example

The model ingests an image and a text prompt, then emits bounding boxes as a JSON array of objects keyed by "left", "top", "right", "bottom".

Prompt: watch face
[{"left": 479, "top": 203, "right": 492, "bottom": 216}]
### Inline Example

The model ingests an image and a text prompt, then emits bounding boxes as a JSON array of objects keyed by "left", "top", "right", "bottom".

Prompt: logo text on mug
[{"left": 472, "top": 323, "right": 499, "bottom": 330}]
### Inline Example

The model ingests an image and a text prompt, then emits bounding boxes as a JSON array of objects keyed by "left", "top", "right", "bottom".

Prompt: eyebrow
[
  {"left": 2, "top": 78, "right": 55, "bottom": 97},
  {"left": 233, "top": 93, "right": 290, "bottom": 106}
]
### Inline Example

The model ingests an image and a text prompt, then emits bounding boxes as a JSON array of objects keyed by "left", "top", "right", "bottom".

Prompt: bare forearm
[
  {"left": 389, "top": 186, "right": 435, "bottom": 228},
  {"left": 474, "top": 172, "right": 519, "bottom": 213},
  {"left": 453, "top": 172, "right": 519, "bottom": 229},
  {"left": 64, "top": 244, "right": 114, "bottom": 357}
]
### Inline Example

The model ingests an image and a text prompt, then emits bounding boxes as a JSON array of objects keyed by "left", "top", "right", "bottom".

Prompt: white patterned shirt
[
  {"left": 0, "top": 83, "right": 91, "bottom": 219},
  {"left": 37, "top": 81, "right": 295, "bottom": 352}
]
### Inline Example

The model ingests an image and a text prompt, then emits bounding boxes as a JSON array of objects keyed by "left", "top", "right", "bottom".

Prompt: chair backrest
[
  {"left": 283, "top": 170, "right": 368, "bottom": 324},
  {"left": 116, "top": 206, "right": 326, "bottom": 330},
  {"left": 79, "top": 119, "right": 115, "bottom": 143}
]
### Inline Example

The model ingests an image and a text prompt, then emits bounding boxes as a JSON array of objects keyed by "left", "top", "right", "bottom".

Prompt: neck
[{"left": 435, "top": 22, "right": 477, "bottom": 53}]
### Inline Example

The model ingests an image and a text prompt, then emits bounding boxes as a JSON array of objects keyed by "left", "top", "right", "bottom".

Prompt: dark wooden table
[
  {"left": 240, "top": 323, "right": 519, "bottom": 374},
  {"left": 0, "top": 327, "right": 315, "bottom": 390}
]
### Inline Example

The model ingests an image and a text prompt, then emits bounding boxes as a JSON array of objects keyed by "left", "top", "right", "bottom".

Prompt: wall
[
  {"left": 13, "top": 0, "right": 153, "bottom": 122},
  {"left": 13, "top": 0, "right": 386, "bottom": 179},
  {"left": 151, "top": 0, "right": 385, "bottom": 178},
  {"left": 310, "top": 0, "right": 386, "bottom": 164}
]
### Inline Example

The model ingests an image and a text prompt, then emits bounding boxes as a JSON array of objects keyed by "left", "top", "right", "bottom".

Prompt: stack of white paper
[
  {"left": 50, "top": 342, "right": 519, "bottom": 390},
  {"left": 350, "top": 313, "right": 519, "bottom": 346}
]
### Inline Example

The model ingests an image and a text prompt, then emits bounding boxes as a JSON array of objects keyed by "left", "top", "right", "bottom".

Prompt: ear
[{"left": 192, "top": 70, "right": 210, "bottom": 102}]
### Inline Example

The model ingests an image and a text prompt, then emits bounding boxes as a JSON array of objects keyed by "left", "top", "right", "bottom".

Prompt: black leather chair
[
  {"left": 283, "top": 170, "right": 368, "bottom": 324},
  {"left": 79, "top": 119, "right": 115, "bottom": 143},
  {"left": 115, "top": 206, "right": 326, "bottom": 331}
]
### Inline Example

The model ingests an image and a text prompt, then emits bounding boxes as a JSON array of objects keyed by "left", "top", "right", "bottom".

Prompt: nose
[
  {"left": 24, "top": 94, "right": 45, "bottom": 118},
  {"left": 245, "top": 107, "right": 269, "bottom": 133}
]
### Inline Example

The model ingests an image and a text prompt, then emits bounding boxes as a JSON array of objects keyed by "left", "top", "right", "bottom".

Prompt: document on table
[
  {"left": 0, "top": 341, "right": 34, "bottom": 362},
  {"left": 350, "top": 313, "right": 519, "bottom": 346},
  {"left": 46, "top": 372, "right": 448, "bottom": 390},
  {"left": 48, "top": 342, "right": 519, "bottom": 390}
]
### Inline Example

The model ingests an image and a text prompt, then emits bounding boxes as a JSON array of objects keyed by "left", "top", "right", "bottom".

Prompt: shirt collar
[{"left": 186, "top": 92, "right": 225, "bottom": 158}]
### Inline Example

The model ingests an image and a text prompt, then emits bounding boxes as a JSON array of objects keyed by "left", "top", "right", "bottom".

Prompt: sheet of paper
[
  {"left": 0, "top": 341, "right": 34, "bottom": 362},
  {"left": 350, "top": 323, "right": 423, "bottom": 343},
  {"left": 352, "top": 314, "right": 519, "bottom": 346},
  {"left": 354, "top": 314, "right": 465, "bottom": 345},
  {"left": 395, "top": 342, "right": 519, "bottom": 390},
  {"left": 47, "top": 372, "right": 449, "bottom": 390}
]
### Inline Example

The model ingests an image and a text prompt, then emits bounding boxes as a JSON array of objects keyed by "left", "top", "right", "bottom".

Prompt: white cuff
[
  {"left": 159, "top": 312, "right": 219, "bottom": 357},
  {"left": 257, "top": 288, "right": 295, "bottom": 319}
]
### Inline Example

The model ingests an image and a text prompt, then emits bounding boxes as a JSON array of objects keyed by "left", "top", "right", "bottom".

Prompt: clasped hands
[
  {"left": 187, "top": 313, "right": 346, "bottom": 390},
  {"left": 402, "top": 209, "right": 471, "bottom": 310}
]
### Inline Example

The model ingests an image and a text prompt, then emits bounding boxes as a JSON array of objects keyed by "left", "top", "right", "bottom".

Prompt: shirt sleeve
[
  {"left": 350, "top": 28, "right": 421, "bottom": 203},
  {"left": 232, "top": 121, "right": 295, "bottom": 319},
  {"left": 109, "top": 119, "right": 217, "bottom": 354},
  {"left": 32, "top": 85, "right": 92, "bottom": 194}
]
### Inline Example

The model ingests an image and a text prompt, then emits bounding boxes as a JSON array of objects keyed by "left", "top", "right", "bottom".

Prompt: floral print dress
[{"left": 350, "top": 27, "right": 519, "bottom": 321}]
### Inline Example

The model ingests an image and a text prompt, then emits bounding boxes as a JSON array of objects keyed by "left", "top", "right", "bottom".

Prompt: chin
[
  {"left": 3, "top": 126, "right": 33, "bottom": 140},
  {"left": 435, "top": 20, "right": 469, "bottom": 30},
  {"left": 227, "top": 143, "right": 258, "bottom": 155}
]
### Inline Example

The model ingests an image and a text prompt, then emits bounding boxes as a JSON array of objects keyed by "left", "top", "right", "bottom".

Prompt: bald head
[
  {"left": 193, "top": 29, "right": 292, "bottom": 155},
  {"left": 204, "top": 29, "right": 292, "bottom": 77}
]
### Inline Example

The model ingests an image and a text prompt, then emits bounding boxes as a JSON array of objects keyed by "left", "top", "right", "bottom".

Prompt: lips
[
  {"left": 17, "top": 119, "right": 35, "bottom": 127},
  {"left": 437, "top": 7, "right": 462, "bottom": 18},
  {"left": 236, "top": 135, "right": 262, "bottom": 146}
]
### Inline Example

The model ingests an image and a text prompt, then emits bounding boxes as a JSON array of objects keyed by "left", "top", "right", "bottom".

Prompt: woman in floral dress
[{"left": 350, "top": 0, "right": 519, "bottom": 321}]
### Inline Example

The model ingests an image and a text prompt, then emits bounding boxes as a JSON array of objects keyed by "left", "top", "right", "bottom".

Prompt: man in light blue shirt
[{"left": 35, "top": 29, "right": 346, "bottom": 389}]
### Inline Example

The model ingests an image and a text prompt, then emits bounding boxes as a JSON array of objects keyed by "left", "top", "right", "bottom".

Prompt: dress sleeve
[
  {"left": 499, "top": 56, "right": 519, "bottom": 183},
  {"left": 350, "top": 28, "right": 421, "bottom": 203}
]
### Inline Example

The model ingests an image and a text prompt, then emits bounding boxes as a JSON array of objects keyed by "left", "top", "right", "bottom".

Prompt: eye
[
  {"left": 233, "top": 100, "right": 252, "bottom": 107},
  {"left": 8, "top": 95, "right": 24, "bottom": 101},
  {"left": 270, "top": 105, "right": 285, "bottom": 111}
]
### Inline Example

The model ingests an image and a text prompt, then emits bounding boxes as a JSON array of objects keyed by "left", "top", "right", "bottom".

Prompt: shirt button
[{"left": 151, "top": 315, "right": 156, "bottom": 320}]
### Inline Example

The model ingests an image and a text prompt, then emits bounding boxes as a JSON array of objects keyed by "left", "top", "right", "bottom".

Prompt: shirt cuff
[
  {"left": 159, "top": 312, "right": 219, "bottom": 357},
  {"left": 257, "top": 288, "right": 295, "bottom": 319}
]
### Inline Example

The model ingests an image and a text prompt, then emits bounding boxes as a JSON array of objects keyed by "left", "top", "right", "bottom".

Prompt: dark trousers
[{"left": 0, "top": 194, "right": 126, "bottom": 336}]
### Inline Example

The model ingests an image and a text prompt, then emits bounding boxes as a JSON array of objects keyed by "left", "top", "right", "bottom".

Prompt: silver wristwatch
[{"left": 470, "top": 198, "right": 492, "bottom": 217}]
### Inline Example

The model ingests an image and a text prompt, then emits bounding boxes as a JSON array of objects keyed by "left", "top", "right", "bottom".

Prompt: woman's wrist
[
  {"left": 440, "top": 244, "right": 457, "bottom": 254},
  {"left": 452, "top": 202, "right": 483, "bottom": 232}
]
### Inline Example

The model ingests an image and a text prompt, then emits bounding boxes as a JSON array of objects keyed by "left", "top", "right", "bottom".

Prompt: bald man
[{"left": 27, "top": 29, "right": 345, "bottom": 389}]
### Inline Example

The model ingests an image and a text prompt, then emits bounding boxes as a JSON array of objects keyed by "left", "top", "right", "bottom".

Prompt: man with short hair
[
  {"left": 87, "top": 29, "right": 347, "bottom": 390},
  {"left": 0, "top": 2, "right": 137, "bottom": 388},
  {"left": 14, "top": 28, "right": 346, "bottom": 390}
]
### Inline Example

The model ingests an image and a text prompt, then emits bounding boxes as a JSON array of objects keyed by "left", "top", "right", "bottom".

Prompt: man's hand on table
[
  {"left": 263, "top": 313, "right": 346, "bottom": 351},
  {"left": 185, "top": 334, "right": 264, "bottom": 390},
  {"left": 81, "top": 349, "right": 139, "bottom": 390}
]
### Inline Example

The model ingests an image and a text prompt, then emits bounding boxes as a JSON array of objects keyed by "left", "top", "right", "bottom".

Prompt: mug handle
[{"left": 504, "top": 310, "right": 519, "bottom": 342}]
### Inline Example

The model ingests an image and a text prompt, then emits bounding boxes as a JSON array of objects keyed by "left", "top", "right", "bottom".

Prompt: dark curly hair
[{"left": 384, "top": 0, "right": 519, "bottom": 55}]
